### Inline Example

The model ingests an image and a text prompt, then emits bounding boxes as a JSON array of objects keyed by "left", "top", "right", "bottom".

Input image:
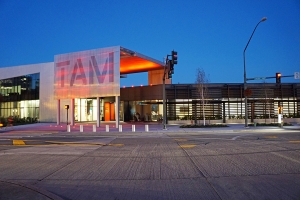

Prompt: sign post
[{"left": 65, "top": 105, "right": 69, "bottom": 125}]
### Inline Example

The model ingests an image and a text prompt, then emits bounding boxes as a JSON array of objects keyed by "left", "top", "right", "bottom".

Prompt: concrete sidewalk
[{"left": 0, "top": 121, "right": 299, "bottom": 135}]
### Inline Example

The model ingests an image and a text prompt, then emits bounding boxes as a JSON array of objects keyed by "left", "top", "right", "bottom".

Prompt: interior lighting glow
[{"left": 120, "top": 57, "right": 163, "bottom": 74}]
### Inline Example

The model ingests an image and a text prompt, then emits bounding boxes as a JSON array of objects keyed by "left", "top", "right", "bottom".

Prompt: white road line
[
  {"left": 231, "top": 134, "right": 252, "bottom": 140},
  {"left": 271, "top": 152, "right": 300, "bottom": 164}
]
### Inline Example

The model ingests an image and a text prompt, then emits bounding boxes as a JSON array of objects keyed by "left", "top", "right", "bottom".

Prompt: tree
[{"left": 195, "top": 68, "right": 209, "bottom": 125}]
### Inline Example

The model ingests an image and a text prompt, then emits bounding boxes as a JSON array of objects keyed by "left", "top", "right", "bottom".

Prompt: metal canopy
[{"left": 120, "top": 47, "right": 165, "bottom": 74}]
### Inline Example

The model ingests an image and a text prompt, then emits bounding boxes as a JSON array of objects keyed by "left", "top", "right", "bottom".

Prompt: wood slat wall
[{"left": 120, "top": 83, "right": 300, "bottom": 120}]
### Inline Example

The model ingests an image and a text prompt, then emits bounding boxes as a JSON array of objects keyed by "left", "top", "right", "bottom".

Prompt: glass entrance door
[{"left": 75, "top": 98, "right": 97, "bottom": 122}]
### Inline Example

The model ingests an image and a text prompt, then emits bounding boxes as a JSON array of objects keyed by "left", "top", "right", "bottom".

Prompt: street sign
[
  {"left": 247, "top": 77, "right": 266, "bottom": 81},
  {"left": 254, "top": 77, "right": 266, "bottom": 80},
  {"left": 294, "top": 72, "right": 300, "bottom": 79}
]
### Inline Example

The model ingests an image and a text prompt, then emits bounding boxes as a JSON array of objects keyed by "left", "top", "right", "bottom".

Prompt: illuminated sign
[{"left": 54, "top": 47, "right": 120, "bottom": 99}]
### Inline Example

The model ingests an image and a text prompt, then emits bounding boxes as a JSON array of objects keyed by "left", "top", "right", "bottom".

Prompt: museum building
[{"left": 0, "top": 46, "right": 299, "bottom": 126}]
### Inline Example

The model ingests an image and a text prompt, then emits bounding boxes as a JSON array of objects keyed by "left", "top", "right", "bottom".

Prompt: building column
[
  {"left": 78, "top": 99, "right": 81, "bottom": 122},
  {"left": 57, "top": 99, "right": 60, "bottom": 125},
  {"left": 251, "top": 102, "right": 254, "bottom": 123},
  {"left": 115, "top": 96, "right": 120, "bottom": 127},
  {"left": 97, "top": 97, "right": 101, "bottom": 127},
  {"left": 71, "top": 99, "right": 75, "bottom": 125},
  {"left": 223, "top": 102, "right": 226, "bottom": 123}
]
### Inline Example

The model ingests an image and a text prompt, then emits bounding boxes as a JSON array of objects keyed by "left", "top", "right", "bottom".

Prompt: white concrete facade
[
  {"left": 0, "top": 46, "right": 165, "bottom": 124},
  {"left": 0, "top": 61, "right": 121, "bottom": 124},
  {"left": 54, "top": 47, "right": 121, "bottom": 126}
]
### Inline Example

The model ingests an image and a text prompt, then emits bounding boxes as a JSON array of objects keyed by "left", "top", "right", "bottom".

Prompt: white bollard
[
  {"left": 119, "top": 125, "right": 122, "bottom": 132},
  {"left": 132, "top": 125, "right": 135, "bottom": 132},
  {"left": 278, "top": 114, "right": 282, "bottom": 123},
  {"left": 93, "top": 125, "right": 96, "bottom": 132},
  {"left": 145, "top": 124, "right": 149, "bottom": 132},
  {"left": 80, "top": 125, "right": 83, "bottom": 132},
  {"left": 67, "top": 125, "right": 71, "bottom": 132},
  {"left": 106, "top": 125, "right": 109, "bottom": 132}
]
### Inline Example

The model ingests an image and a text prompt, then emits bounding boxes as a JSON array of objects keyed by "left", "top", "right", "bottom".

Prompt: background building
[
  {"left": 120, "top": 83, "right": 300, "bottom": 124},
  {"left": 0, "top": 46, "right": 299, "bottom": 125},
  {"left": 0, "top": 46, "right": 166, "bottom": 126}
]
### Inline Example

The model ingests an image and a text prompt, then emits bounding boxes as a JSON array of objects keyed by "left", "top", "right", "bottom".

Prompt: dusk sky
[{"left": 1, "top": 0, "right": 299, "bottom": 86}]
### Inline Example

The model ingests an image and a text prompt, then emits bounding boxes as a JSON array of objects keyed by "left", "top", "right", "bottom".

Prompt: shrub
[
  {"left": 249, "top": 122, "right": 293, "bottom": 126},
  {"left": 180, "top": 124, "right": 228, "bottom": 128}
]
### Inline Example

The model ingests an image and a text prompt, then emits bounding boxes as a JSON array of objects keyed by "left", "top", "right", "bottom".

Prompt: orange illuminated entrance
[
  {"left": 119, "top": 47, "right": 164, "bottom": 75},
  {"left": 104, "top": 102, "right": 115, "bottom": 121}
]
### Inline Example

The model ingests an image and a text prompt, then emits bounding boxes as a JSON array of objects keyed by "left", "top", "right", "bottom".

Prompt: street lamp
[{"left": 243, "top": 17, "right": 267, "bottom": 127}]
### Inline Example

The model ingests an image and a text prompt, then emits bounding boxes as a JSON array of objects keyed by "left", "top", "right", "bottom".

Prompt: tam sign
[{"left": 54, "top": 47, "right": 120, "bottom": 99}]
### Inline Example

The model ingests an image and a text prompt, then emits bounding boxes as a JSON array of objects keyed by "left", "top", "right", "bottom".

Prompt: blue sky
[{"left": 1, "top": 0, "right": 299, "bottom": 86}]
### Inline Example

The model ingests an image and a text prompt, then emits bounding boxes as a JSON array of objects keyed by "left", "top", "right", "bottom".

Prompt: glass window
[{"left": 0, "top": 73, "right": 40, "bottom": 119}]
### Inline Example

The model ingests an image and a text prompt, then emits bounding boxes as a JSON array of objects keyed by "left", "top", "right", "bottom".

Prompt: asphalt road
[{"left": 0, "top": 127, "right": 300, "bottom": 200}]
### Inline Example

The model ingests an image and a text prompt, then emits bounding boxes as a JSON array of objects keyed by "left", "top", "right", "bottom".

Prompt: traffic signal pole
[
  {"left": 162, "top": 51, "right": 177, "bottom": 130},
  {"left": 246, "top": 72, "right": 294, "bottom": 126},
  {"left": 162, "top": 64, "right": 167, "bottom": 130},
  {"left": 246, "top": 73, "right": 293, "bottom": 82}
]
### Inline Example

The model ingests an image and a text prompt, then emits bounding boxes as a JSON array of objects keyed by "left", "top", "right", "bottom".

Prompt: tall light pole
[{"left": 243, "top": 17, "right": 267, "bottom": 127}]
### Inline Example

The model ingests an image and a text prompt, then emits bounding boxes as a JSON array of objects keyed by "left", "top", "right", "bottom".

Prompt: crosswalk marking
[{"left": 13, "top": 140, "right": 25, "bottom": 145}]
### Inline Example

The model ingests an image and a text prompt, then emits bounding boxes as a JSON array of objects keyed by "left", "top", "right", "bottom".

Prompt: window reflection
[{"left": 0, "top": 73, "right": 40, "bottom": 120}]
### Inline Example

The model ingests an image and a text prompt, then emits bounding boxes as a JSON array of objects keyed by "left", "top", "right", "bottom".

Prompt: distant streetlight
[{"left": 243, "top": 17, "right": 267, "bottom": 127}]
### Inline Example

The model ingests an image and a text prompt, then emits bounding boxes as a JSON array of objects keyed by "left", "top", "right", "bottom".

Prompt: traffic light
[
  {"left": 169, "top": 60, "right": 174, "bottom": 75},
  {"left": 171, "top": 51, "right": 177, "bottom": 65},
  {"left": 276, "top": 72, "right": 281, "bottom": 83},
  {"left": 64, "top": 105, "right": 69, "bottom": 109},
  {"left": 168, "top": 70, "right": 172, "bottom": 79},
  {"left": 167, "top": 60, "right": 172, "bottom": 79},
  {"left": 169, "top": 51, "right": 177, "bottom": 75},
  {"left": 165, "top": 50, "right": 177, "bottom": 79}
]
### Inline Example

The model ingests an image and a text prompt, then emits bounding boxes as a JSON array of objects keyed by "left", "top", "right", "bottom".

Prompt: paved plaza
[{"left": 0, "top": 122, "right": 300, "bottom": 199}]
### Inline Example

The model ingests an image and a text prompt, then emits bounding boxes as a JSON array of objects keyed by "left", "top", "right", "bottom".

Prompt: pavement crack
[
  {"left": 176, "top": 140, "right": 223, "bottom": 200},
  {"left": 34, "top": 145, "right": 105, "bottom": 184}
]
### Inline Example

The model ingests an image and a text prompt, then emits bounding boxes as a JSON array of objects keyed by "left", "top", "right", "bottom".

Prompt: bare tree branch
[{"left": 195, "top": 68, "right": 209, "bottom": 125}]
